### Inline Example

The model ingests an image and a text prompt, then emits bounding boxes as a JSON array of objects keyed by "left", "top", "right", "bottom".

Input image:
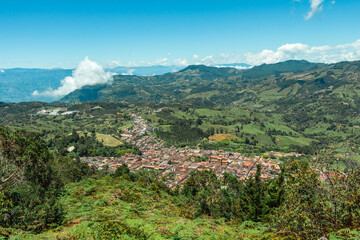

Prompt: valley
[{"left": 2, "top": 60, "right": 360, "bottom": 239}]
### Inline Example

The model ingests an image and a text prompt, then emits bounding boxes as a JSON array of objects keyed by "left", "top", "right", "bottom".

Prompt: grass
[
  {"left": 195, "top": 108, "right": 223, "bottom": 117},
  {"left": 258, "top": 88, "right": 284, "bottom": 101},
  {"left": 96, "top": 134, "right": 123, "bottom": 146},
  {"left": 185, "top": 90, "right": 220, "bottom": 100},
  {"left": 265, "top": 122, "right": 300, "bottom": 136},
  {"left": 242, "top": 123, "right": 264, "bottom": 135},
  {"left": 275, "top": 135, "right": 314, "bottom": 146}
]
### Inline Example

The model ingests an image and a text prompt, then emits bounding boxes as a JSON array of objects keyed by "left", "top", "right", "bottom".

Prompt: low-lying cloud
[
  {"left": 245, "top": 39, "right": 360, "bottom": 65},
  {"left": 121, "top": 69, "right": 135, "bottom": 75},
  {"left": 33, "top": 57, "right": 114, "bottom": 97},
  {"left": 107, "top": 39, "right": 360, "bottom": 70}
]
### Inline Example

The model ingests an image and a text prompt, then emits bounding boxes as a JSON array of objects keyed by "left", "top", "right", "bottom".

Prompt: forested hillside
[
  {"left": 60, "top": 60, "right": 360, "bottom": 124},
  {"left": 61, "top": 60, "right": 329, "bottom": 104}
]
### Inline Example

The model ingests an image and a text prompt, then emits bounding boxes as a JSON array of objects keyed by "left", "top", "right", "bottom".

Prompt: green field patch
[
  {"left": 209, "top": 134, "right": 238, "bottom": 141},
  {"left": 185, "top": 90, "right": 220, "bottom": 100},
  {"left": 160, "top": 125, "right": 171, "bottom": 131},
  {"left": 195, "top": 108, "right": 223, "bottom": 117},
  {"left": 257, "top": 135, "right": 275, "bottom": 145},
  {"left": 243, "top": 123, "right": 264, "bottom": 135},
  {"left": 228, "top": 108, "right": 250, "bottom": 117},
  {"left": 275, "top": 135, "right": 314, "bottom": 146},
  {"left": 303, "top": 123, "right": 331, "bottom": 134},
  {"left": 258, "top": 88, "right": 284, "bottom": 101},
  {"left": 96, "top": 134, "right": 123, "bottom": 146},
  {"left": 265, "top": 122, "right": 299, "bottom": 136}
]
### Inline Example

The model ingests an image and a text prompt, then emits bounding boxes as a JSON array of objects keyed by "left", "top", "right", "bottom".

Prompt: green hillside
[
  {"left": 60, "top": 60, "right": 328, "bottom": 105},
  {"left": 59, "top": 61, "right": 360, "bottom": 127}
]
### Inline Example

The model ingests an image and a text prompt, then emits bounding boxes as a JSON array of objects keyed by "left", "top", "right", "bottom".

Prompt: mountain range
[
  {"left": 0, "top": 63, "right": 252, "bottom": 103},
  {"left": 59, "top": 60, "right": 360, "bottom": 123}
]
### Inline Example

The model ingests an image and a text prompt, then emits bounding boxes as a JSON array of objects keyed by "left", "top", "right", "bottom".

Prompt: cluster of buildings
[
  {"left": 120, "top": 114, "right": 155, "bottom": 142},
  {"left": 81, "top": 110, "right": 284, "bottom": 188}
]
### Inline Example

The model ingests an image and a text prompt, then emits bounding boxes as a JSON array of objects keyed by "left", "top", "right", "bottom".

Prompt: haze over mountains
[
  {"left": 3, "top": 58, "right": 360, "bottom": 112},
  {"left": 0, "top": 63, "right": 252, "bottom": 103}
]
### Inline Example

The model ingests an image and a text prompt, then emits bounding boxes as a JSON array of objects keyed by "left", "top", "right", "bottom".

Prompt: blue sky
[{"left": 0, "top": 0, "right": 359, "bottom": 68}]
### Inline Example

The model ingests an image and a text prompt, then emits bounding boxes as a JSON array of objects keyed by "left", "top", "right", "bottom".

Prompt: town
[{"left": 81, "top": 109, "right": 301, "bottom": 188}]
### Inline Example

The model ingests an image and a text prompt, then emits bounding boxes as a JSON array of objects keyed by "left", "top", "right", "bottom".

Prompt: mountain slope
[{"left": 60, "top": 60, "right": 325, "bottom": 103}]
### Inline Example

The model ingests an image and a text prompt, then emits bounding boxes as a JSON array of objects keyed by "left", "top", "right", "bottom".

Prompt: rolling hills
[
  {"left": 60, "top": 60, "right": 328, "bottom": 104},
  {"left": 60, "top": 60, "right": 360, "bottom": 120}
]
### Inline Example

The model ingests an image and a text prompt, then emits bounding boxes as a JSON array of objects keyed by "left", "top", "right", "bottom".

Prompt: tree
[
  {"left": 0, "top": 127, "right": 63, "bottom": 231},
  {"left": 242, "top": 165, "right": 268, "bottom": 222},
  {"left": 272, "top": 160, "right": 327, "bottom": 239},
  {"left": 112, "top": 164, "right": 131, "bottom": 178}
]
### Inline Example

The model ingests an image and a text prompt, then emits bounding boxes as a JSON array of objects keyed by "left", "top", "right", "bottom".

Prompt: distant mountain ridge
[
  {"left": 60, "top": 59, "right": 334, "bottom": 107},
  {"left": 0, "top": 63, "right": 250, "bottom": 103}
]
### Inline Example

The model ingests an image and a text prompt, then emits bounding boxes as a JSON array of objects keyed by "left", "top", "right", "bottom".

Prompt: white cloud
[
  {"left": 33, "top": 57, "right": 114, "bottom": 97},
  {"left": 107, "top": 60, "right": 122, "bottom": 68},
  {"left": 199, "top": 55, "right": 215, "bottom": 65},
  {"left": 121, "top": 69, "right": 135, "bottom": 75},
  {"left": 215, "top": 65, "right": 252, "bottom": 70},
  {"left": 174, "top": 58, "right": 189, "bottom": 66},
  {"left": 107, "top": 56, "right": 171, "bottom": 68},
  {"left": 153, "top": 57, "right": 168, "bottom": 66},
  {"left": 305, "top": 0, "right": 324, "bottom": 20},
  {"left": 245, "top": 43, "right": 308, "bottom": 65},
  {"left": 103, "top": 39, "right": 360, "bottom": 70},
  {"left": 245, "top": 39, "right": 360, "bottom": 65}
]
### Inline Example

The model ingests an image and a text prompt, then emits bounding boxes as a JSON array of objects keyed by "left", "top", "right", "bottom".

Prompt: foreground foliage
[{"left": 2, "top": 128, "right": 360, "bottom": 239}]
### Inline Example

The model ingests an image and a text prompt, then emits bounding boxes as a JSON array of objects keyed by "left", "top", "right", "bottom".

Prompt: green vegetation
[
  {"left": 2, "top": 131, "right": 360, "bottom": 239},
  {"left": 95, "top": 133, "right": 123, "bottom": 147},
  {"left": 2, "top": 60, "right": 360, "bottom": 239},
  {"left": 49, "top": 130, "right": 140, "bottom": 157},
  {"left": 0, "top": 127, "right": 95, "bottom": 233}
]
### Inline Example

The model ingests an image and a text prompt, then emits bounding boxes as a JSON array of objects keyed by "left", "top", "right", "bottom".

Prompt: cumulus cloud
[
  {"left": 245, "top": 39, "right": 360, "bottom": 65},
  {"left": 305, "top": 0, "right": 324, "bottom": 20},
  {"left": 33, "top": 57, "right": 114, "bottom": 97},
  {"left": 104, "top": 39, "right": 360, "bottom": 69}
]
